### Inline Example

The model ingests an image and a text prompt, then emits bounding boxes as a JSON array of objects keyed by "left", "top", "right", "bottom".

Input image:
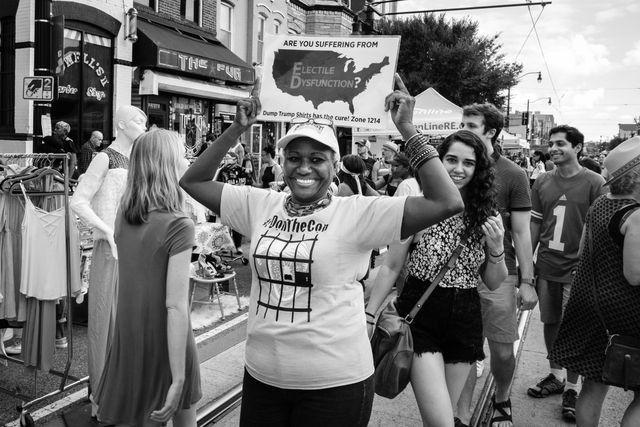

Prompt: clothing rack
[{"left": 0, "top": 153, "right": 88, "bottom": 426}]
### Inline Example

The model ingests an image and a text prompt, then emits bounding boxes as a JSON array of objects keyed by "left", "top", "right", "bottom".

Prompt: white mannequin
[
  {"left": 69, "top": 105, "right": 147, "bottom": 416},
  {"left": 71, "top": 105, "right": 147, "bottom": 256}
]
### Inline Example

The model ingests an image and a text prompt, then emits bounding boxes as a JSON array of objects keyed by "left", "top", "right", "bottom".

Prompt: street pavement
[
  {"left": 197, "top": 306, "right": 635, "bottom": 427},
  {"left": 510, "top": 308, "right": 631, "bottom": 427},
  {"left": 3, "top": 245, "right": 636, "bottom": 426}
]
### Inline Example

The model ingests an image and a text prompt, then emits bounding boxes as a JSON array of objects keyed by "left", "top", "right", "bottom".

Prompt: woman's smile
[{"left": 283, "top": 138, "right": 335, "bottom": 204}]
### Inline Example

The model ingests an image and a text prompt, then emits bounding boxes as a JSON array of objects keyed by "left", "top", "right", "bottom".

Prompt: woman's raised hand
[
  {"left": 235, "top": 77, "right": 262, "bottom": 128},
  {"left": 481, "top": 214, "right": 505, "bottom": 255},
  {"left": 384, "top": 74, "right": 415, "bottom": 131}
]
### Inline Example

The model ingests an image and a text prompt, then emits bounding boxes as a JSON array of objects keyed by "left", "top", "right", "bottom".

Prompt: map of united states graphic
[{"left": 272, "top": 50, "right": 390, "bottom": 113}]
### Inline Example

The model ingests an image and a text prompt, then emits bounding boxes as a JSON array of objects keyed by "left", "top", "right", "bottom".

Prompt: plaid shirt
[{"left": 77, "top": 142, "right": 96, "bottom": 175}]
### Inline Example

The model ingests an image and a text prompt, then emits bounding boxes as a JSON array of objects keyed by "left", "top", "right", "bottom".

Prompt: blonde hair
[{"left": 121, "top": 129, "right": 185, "bottom": 224}]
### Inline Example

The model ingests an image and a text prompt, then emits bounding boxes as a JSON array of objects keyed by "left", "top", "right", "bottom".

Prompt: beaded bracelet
[
  {"left": 405, "top": 133, "right": 439, "bottom": 171},
  {"left": 410, "top": 145, "right": 439, "bottom": 171},
  {"left": 404, "top": 132, "right": 422, "bottom": 146}
]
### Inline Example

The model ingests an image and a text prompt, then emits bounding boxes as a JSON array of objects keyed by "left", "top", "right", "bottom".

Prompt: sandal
[
  {"left": 527, "top": 373, "right": 565, "bottom": 398},
  {"left": 490, "top": 397, "right": 513, "bottom": 427},
  {"left": 196, "top": 255, "right": 217, "bottom": 279}
]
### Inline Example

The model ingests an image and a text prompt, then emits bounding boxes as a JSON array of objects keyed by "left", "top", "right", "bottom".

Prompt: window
[
  {"left": 134, "top": 0, "right": 156, "bottom": 9},
  {"left": 0, "top": 17, "right": 15, "bottom": 132},
  {"left": 219, "top": 2, "right": 232, "bottom": 48},
  {"left": 180, "top": 0, "right": 201, "bottom": 25},
  {"left": 257, "top": 15, "right": 266, "bottom": 63},
  {"left": 51, "top": 27, "right": 114, "bottom": 144},
  {"left": 274, "top": 20, "right": 281, "bottom": 35}
]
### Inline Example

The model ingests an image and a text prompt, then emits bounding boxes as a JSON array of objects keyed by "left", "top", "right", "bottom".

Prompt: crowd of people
[
  {"left": 7, "top": 72, "right": 638, "bottom": 427},
  {"left": 177, "top": 75, "right": 638, "bottom": 427}
]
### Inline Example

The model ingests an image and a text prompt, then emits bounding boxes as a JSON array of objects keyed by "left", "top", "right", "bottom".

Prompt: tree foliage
[
  {"left": 378, "top": 14, "right": 522, "bottom": 108},
  {"left": 608, "top": 136, "right": 625, "bottom": 151}
]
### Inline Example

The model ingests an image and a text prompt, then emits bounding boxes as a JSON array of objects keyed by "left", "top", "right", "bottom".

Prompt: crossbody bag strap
[
  {"left": 404, "top": 239, "right": 466, "bottom": 324},
  {"left": 586, "top": 220, "right": 610, "bottom": 335}
]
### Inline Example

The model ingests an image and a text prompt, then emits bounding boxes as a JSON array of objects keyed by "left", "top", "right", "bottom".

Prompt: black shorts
[{"left": 396, "top": 275, "right": 485, "bottom": 364}]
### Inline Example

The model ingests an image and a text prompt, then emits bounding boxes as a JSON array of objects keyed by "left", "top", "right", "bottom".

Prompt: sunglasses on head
[{"left": 290, "top": 117, "right": 334, "bottom": 127}]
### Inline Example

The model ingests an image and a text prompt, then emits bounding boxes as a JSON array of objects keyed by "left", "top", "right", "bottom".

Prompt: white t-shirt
[
  {"left": 394, "top": 177, "right": 421, "bottom": 198},
  {"left": 530, "top": 160, "right": 546, "bottom": 180},
  {"left": 221, "top": 186, "right": 406, "bottom": 389}
]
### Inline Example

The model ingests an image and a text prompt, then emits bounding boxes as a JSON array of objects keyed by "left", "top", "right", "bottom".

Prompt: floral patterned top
[{"left": 407, "top": 215, "right": 485, "bottom": 289}]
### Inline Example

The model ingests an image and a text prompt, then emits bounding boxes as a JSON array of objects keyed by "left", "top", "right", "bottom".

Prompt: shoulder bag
[
  {"left": 587, "top": 217, "right": 640, "bottom": 390},
  {"left": 370, "top": 240, "right": 465, "bottom": 399}
]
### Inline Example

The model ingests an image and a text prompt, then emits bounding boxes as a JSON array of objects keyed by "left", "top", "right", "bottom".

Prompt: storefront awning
[
  {"left": 134, "top": 20, "right": 254, "bottom": 85},
  {"left": 139, "top": 70, "right": 250, "bottom": 101}
]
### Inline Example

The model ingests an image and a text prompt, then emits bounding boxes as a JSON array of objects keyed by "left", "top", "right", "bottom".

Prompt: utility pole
[{"left": 33, "top": 0, "right": 53, "bottom": 145}]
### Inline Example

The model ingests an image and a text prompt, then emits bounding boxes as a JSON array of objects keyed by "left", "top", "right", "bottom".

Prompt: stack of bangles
[
  {"left": 365, "top": 311, "right": 375, "bottom": 326},
  {"left": 488, "top": 249, "right": 505, "bottom": 264},
  {"left": 404, "top": 131, "right": 440, "bottom": 170}
]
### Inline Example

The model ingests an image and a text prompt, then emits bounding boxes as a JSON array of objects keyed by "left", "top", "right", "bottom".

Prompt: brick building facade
[{"left": 0, "top": 0, "right": 364, "bottom": 154}]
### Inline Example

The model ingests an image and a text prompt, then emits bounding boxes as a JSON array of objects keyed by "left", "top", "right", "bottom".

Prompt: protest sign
[{"left": 257, "top": 35, "right": 400, "bottom": 129}]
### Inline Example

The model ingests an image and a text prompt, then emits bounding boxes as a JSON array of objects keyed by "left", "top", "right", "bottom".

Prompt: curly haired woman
[{"left": 367, "top": 129, "right": 507, "bottom": 427}]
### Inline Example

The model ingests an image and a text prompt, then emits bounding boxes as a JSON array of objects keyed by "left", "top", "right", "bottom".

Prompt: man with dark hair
[
  {"left": 527, "top": 124, "right": 605, "bottom": 421},
  {"left": 457, "top": 103, "right": 537, "bottom": 427}
]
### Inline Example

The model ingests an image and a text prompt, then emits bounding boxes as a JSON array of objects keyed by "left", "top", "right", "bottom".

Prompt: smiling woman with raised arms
[{"left": 179, "top": 75, "right": 464, "bottom": 427}]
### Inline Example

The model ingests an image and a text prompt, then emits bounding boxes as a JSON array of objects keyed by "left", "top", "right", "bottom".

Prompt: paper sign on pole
[
  {"left": 257, "top": 35, "right": 400, "bottom": 129},
  {"left": 41, "top": 113, "right": 52, "bottom": 137}
]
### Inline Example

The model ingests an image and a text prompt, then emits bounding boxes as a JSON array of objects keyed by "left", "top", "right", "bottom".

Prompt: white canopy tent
[{"left": 352, "top": 88, "right": 463, "bottom": 154}]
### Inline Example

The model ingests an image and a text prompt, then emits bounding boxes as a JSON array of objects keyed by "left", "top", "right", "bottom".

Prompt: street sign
[{"left": 23, "top": 76, "right": 54, "bottom": 101}]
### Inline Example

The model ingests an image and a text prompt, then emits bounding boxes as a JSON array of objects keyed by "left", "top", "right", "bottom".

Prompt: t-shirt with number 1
[{"left": 531, "top": 167, "right": 605, "bottom": 282}]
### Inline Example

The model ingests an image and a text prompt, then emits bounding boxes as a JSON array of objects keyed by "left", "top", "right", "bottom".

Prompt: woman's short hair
[
  {"left": 121, "top": 129, "right": 185, "bottom": 224},
  {"left": 610, "top": 167, "right": 640, "bottom": 195},
  {"left": 437, "top": 130, "right": 496, "bottom": 232},
  {"left": 263, "top": 144, "right": 276, "bottom": 158},
  {"left": 533, "top": 150, "right": 545, "bottom": 159}
]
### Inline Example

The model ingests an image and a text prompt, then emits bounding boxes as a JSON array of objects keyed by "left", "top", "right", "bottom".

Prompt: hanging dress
[
  {"left": 0, "top": 173, "right": 27, "bottom": 322},
  {"left": 19, "top": 183, "right": 81, "bottom": 371}
]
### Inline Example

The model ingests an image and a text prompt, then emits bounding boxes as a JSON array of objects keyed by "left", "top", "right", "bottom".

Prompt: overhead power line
[
  {"left": 527, "top": 4, "right": 562, "bottom": 112},
  {"left": 381, "top": 2, "right": 552, "bottom": 16},
  {"left": 514, "top": 6, "right": 546, "bottom": 62},
  {"left": 514, "top": 87, "right": 640, "bottom": 91}
]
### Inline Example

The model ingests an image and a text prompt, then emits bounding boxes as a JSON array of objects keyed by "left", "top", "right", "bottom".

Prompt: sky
[{"left": 387, "top": 0, "right": 640, "bottom": 142}]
